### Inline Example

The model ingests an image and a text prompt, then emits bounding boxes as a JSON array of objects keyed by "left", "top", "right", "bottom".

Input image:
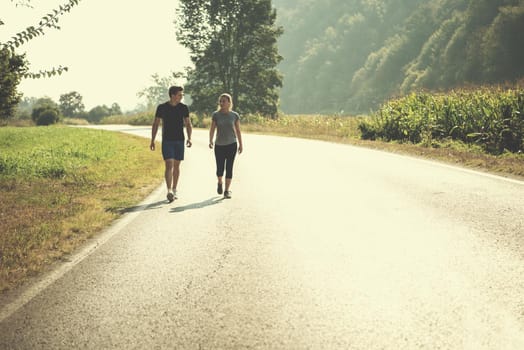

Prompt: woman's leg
[
  {"left": 224, "top": 143, "right": 238, "bottom": 192},
  {"left": 215, "top": 145, "right": 227, "bottom": 186}
]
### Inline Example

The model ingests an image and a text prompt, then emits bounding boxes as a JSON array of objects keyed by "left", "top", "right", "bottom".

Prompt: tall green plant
[{"left": 359, "top": 86, "right": 524, "bottom": 154}]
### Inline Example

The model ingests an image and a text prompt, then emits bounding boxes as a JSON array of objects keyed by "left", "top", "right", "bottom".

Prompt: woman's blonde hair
[{"left": 217, "top": 93, "right": 233, "bottom": 112}]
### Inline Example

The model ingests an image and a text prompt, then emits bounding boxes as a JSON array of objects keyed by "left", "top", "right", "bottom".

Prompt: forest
[{"left": 272, "top": 0, "right": 524, "bottom": 114}]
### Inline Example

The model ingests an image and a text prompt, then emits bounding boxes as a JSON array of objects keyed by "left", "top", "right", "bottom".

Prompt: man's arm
[
  {"left": 184, "top": 115, "right": 192, "bottom": 147},
  {"left": 150, "top": 117, "right": 161, "bottom": 151}
]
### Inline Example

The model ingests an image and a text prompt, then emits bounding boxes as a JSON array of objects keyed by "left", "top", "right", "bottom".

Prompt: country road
[{"left": 1, "top": 125, "right": 523, "bottom": 349}]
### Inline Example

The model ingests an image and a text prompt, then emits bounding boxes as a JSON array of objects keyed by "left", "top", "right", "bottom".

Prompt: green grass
[
  {"left": 0, "top": 126, "right": 164, "bottom": 292},
  {"left": 0, "top": 127, "right": 117, "bottom": 178}
]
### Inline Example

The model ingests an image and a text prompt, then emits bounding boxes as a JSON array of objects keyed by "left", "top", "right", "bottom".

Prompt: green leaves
[
  {"left": 0, "top": 0, "right": 81, "bottom": 122},
  {"left": 0, "top": 48, "right": 28, "bottom": 124},
  {"left": 176, "top": 0, "right": 283, "bottom": 116},
  {"left": 1, "top": 0, "right": 81, "bottom": 52},
  {"left": 276, "top": 0, "right": 524, "bottom": 115},
  {"left": 137, "top": 72, "right": 186, "bottom": 109},
  {"left": 359, "top": 86, "right": 524, "bottom": 154},
  {"left": 23, "top": 65, "right": 68, "bottom": 79},
  {"left": 59, "top": 91, "right": 85, "bottom": 117}
]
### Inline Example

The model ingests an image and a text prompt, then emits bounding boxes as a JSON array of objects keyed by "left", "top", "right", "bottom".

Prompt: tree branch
[{"left": 1, "top": 0, "right": 81, "bottom": 51}]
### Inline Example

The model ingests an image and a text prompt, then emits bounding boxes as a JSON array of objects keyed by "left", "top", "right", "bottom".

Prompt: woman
[{"left": 209, "top": 93, "right": 243, "bottom": 198}]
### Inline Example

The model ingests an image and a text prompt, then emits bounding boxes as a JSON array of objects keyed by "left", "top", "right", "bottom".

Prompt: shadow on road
[
  {"left": 170, "top": 196, "right": 223, "bottom": 213},
  {"left": 117, "top": 200, "right": 167, "bottom": 214}
]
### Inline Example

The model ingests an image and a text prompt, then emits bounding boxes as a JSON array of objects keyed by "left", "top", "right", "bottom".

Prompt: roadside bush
[
  {"left": 129, "top": 112, "right": 154, "bottom": 126},
  {"left": 32, "top": 106, "right": 60, "bottom": 126},
  {"left": 359, "top": 86, "right": 524, "bottom": 154},
  {"left": 36, "top": 109, "right": 60, "bottom": 125},
  {"left": 100, "top": 112, "right": 155, "bottom": 126}
]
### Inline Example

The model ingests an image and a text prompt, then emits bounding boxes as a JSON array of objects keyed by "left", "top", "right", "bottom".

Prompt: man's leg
[
  {"left": 172, "top": 160, "right": 181, "bottom": 192},
  {"left": 165, "top": 159, "right": 175, "bottom": 191},
  {"left": 164, "top": 159, "right": 176, "bottom": 202}
]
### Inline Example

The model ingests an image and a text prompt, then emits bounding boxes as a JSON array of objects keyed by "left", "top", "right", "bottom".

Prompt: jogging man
[{"left": 150, "top": 86, "right": 192, "bottom": 202}]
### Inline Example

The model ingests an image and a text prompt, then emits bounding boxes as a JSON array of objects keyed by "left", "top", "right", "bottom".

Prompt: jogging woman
[{"left": 208, "top": 93, "right": 243, "bottom": 198}]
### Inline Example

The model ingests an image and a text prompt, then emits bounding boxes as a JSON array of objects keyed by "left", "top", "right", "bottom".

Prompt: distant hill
[{"left": 273, "top": 0, "right": 524, "bottom": 114}]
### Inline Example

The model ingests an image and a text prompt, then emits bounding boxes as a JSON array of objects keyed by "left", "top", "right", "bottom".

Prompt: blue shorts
[{"left": 162, "top": 140, "right": 185, "bottom": 160}]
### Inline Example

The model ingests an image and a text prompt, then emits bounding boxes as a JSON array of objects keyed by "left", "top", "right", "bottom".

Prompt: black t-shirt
[{"left": 155, "top": 102, "right": 189, "bottom": 141}]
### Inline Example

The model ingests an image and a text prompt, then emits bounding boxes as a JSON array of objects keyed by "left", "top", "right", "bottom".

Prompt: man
[{"left": 150, "top": 86, "right": 192, "bottom": 202}]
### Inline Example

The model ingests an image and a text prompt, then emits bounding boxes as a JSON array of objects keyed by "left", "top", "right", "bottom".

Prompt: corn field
[{"left": 359, "top": 87, "right": 524, "bottom": 154}]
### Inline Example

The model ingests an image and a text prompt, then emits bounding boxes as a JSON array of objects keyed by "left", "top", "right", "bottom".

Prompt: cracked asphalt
[{"left": 1, "top": 126, "right": 523, "bottom": 349}]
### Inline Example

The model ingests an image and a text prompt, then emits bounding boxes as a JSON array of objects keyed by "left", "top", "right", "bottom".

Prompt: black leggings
[{"left": 214, "top": 142, "right": 237, "bottom": 179}]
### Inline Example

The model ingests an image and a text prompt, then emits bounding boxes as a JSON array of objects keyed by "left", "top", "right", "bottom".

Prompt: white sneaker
[{"left": 167, "top": 191, "right": 175, "bottom": 202}]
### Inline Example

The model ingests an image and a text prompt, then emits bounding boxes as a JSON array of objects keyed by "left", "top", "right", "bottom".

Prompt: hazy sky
[{"left": 1, "top": 0, "right": 192, "bottom": 111}]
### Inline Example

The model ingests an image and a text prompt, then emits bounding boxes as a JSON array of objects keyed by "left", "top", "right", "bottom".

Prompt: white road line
[{"left": 0, "top": 185, "right": 165, "bottom": 323}]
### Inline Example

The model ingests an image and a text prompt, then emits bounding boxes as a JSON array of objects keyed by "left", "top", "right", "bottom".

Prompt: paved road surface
[{"left": 1, "top": 126, "right": 523, "bottom": 349}]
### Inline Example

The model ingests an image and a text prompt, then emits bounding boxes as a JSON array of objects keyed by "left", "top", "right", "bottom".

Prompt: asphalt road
[{"left": 1, "top": 125, "right": 523, "bottom": 349}]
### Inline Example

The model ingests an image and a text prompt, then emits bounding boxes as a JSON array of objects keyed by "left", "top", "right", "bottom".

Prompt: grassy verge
[{"left": 0, "top": 126, "right": 163, "bottom": 292}]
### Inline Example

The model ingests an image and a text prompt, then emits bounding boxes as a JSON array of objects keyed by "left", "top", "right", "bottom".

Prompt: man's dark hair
[{"left": 168, "top": 86, "right": 184, "bottom": 97}]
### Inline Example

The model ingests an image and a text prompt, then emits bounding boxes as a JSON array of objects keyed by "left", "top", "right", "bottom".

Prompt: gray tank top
[{"left": 212, "top": 111, "right": 240, "bottom": 145}]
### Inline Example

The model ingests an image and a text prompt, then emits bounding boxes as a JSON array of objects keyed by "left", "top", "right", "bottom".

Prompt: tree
[
  {"left": 87, "top": 106, "right": 110, "bottom": 124},
  {"left": 31, "top": 97, "right": 61, "bottom": 126},
  {"left": 268, "top": 0, "right": 524, "bottom": 114},
  {"left": 175, "top": 0, "right": 283, "bottom": 116},
  {"left": 482, "top": 5, "right": 524, "bottom": 82},
  {"left": 59, "top": 91, "right": 85, "bottom": 117},
  {"left": 86, "top": 104, "right": 121, "bottom": 124},
  {"left": 109, "top": 103, "right": 122, "bottom": 116},
  {"left": 0, "top": 0, "right": 81, "bottom": 123},
  {"left": 0, "top": 49, "right": 28, "bottom": 125},
  {"left": 35, "top": 108, "right": 60, "bottom": 126},
  {"left": 137, "top": 72, "right": 186, "bottom": 110},
  {"left": 15, "top": 96, "right": 37, "bottom": 120}
]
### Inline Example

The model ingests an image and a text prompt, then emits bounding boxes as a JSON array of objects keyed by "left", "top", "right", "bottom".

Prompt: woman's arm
[
  {"left": 209, "top": 120, "right": 217, "bottom": 148},
  {"left": 234, "top": 118, "right": 243, "bottom": 154}
]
